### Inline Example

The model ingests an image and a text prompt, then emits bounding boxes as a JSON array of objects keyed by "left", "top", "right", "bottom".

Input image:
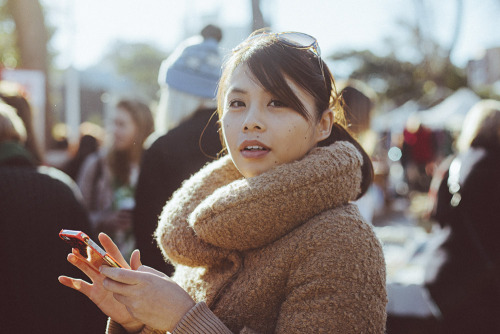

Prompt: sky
[{"left": 40, "top": 0, "right": 500, "bottom": 72}]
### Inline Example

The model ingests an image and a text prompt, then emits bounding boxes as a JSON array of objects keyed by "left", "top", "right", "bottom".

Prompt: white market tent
[
  {"left": 418, "top": 88, "right": 480, "bottom": 131},
  {"left": 372, "top": 100, "right": 420, "bottom": 133},
  {"left": 372, "top": 88, "right": 481, "bottom": 134}
]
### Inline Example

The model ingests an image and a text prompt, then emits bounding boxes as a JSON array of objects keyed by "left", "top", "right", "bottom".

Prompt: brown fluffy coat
[{"left": 108, "top": 141, "right": 387, "bottom": 333}]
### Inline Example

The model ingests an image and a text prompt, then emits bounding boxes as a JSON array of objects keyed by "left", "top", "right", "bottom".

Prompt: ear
[{"left": 314, "top": 108, "right": 334, "bottom": 143}]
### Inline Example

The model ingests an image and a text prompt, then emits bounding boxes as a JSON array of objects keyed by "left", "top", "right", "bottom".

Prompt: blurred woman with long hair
[{"left": 77, "top": 99, "right": 154, "bottom": 258}]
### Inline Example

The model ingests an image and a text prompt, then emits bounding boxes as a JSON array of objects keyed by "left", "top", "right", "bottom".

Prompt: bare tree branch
[{"left": 251, "top": 0, "right": 265, "bottom": 32}]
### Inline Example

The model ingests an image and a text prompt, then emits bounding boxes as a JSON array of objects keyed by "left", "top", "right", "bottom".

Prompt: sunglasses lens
[
  {"left": 280, "top": 33, "right": 313, "bottom": 47},
  {"left": 278, "top": 33, "right": 320, "bottom": 56},
  {"left": 233, "top": 32, "right": 321, "bottom": 57}
]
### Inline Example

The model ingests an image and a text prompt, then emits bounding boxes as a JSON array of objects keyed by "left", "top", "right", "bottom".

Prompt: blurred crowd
[{"left": 1, "top": 23, "right": 499, "bottom": 333}]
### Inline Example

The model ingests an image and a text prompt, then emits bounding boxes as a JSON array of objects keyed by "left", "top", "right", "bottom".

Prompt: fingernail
[
  {"left": 68, "top": 255, "right": 76, "bottom": 263},
  {"left": 99, "top": 266, "right": 103, "bottom": 273}
]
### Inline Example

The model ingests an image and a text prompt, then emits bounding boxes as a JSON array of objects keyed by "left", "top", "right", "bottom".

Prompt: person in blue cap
[
  {"left": 132, "top": 24, "right": 224, "bottom": 275},
  {"left": 154, "top": 24, "right": 223, "bottom": 136}
]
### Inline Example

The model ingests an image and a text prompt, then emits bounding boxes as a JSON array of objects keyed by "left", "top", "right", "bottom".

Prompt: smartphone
[{"left": 59, "top": 229, "right": 123, "bottom": 268}]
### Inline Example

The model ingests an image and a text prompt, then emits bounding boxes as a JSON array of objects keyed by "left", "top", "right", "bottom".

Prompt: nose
[{"left": 243, "top": 106, "right": 265, "bottom": 132}]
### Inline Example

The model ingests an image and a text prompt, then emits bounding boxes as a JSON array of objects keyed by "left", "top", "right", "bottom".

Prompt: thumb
[
  {"left": 130, "top": 249, "right": 142, "bottom": 270},
  {"left": 137, "top": 265, "right": 168, "bottom": 278}
]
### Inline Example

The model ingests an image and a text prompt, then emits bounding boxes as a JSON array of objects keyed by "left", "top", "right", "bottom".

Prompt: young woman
[
  {"left": 76, "top": 99, "right": 154, "bottom": 258},
  {"left": 60, "top": 31, "right": 387, "bottom": 333}
]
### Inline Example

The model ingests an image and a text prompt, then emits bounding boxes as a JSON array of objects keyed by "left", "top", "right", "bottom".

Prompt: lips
[{"left": 239, "top": 140, "right": 270, "bottom": 159}]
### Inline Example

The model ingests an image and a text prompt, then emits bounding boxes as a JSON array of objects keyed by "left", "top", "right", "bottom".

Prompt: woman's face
[
  {"left": 221, "top": 63, "right": 329, "bottom": 178},
  {"left": 112, "top": 108, "right": 137, "bottom": 151}
]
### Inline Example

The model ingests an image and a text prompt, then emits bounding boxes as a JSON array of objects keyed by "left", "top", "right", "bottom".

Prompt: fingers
[
  {"left": 130, "top": 250, "right": 167, "bottom": 278},
  {"left": 98, "top": 233, "right": 130, "bottom": 269},
  {"left": 98, "top": 233, "right": 120, "bottom": 257},
  {"left": 100, "top": 266, "right": 142, "bottom": 285},
  {"left": 58, "top": 275, "right": 93, "bottom": 297},
  {"left": 111, "top": 291, "right": 130, "bottom": 307},
  {"left": 68, "top": 252, "right": 101, "bottom": 278},
  {"left": 130, "top": 249, "right": 142, "bottom": 270},
  {"left": 102, "top": 276, "right": 133, "bottom": 296},
  {"left": 137, "top": 265, "right": 168, "bottom": 278}
]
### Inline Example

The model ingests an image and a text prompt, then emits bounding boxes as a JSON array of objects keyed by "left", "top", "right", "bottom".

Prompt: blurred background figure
[
  {"left": 133, "top": 24, "right": 223, "bottom": 275},
  {"left": 386, "top": 99, "right": 500, "bottom": 334},
  {"left": 64, "top": 134, "right": 98, "bottom": 180},
  {"left": 340, "top": 80, "right": 386, "bottom": 224},
  {"left": 62, "top": 122, "right": 104, "bottom": 181},
  {"left": 77, "top": 98, "right": 154, "bottom": 259},
  {"left": 0, "top": 81, "right": 82, "bottom": 200},
  {"left": 153, "top": 23, "right": 223, "bottom": 137},
  {"left": 401, "top": 114, "right": 435, "bottom": 193},
  {"left": 0, "top": 81, "right": 44, "bottom": 164},
  {"left": 0, "top": 100, "right": 107, "bottom": 333},
  {"left": 423, "top": 99, "right": 500, "bottom": 333}
]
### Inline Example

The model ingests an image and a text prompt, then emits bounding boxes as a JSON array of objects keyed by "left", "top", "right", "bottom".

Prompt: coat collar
[
  {"left": 158, "top": 141, "right": 363, "bottom": 267},
  {"left": 0, "top": 141, "right": 36, "bottom": 167}
]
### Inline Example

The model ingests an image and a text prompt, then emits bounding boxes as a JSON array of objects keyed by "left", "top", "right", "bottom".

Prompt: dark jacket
[
  {"left": 133, "top": 108, "right": 222, "bottom": 275},
  {"left": 425, "top": 146, "right": 500, "bottom": 333},
  {"left": 0, "top": 142, "right": 107, "bottom": 333}
]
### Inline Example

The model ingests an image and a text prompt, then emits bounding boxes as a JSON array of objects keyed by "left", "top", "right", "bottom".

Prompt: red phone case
[{"left": 59, "top": 229, "right": 123, "bottom": 268}]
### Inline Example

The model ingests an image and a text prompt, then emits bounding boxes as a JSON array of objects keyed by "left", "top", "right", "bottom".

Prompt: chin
[
  {"left": 240, "top": 165, "right": 271, "bottom": 178},
  {"left": 233, "top": 156, "right": 274, "bottom": 178}
]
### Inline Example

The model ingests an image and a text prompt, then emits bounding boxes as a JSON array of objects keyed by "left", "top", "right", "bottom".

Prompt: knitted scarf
[{"left": 156, "top": 141, "right": 363, "bottom": 270}]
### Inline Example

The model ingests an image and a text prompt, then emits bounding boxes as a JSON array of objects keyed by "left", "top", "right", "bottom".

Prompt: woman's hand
[
  {"left": 58, "top": 233, "right": 144, "bottom": 333},
  {"left": 100, "top": 263, "right": 195, "bottom": 332}
]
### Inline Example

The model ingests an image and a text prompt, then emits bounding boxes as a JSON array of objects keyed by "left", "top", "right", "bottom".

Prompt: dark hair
[
  {"left": 340, "top": 85, "right": 373, "bottom": 135},
  {"left": 0, "top": 100, "right": 27, "bottom": 142},
  {"left": 108, "top": 99, "right": 154, "bottom": 185},
  {"left": 216, "top": 32, "right": 373, "bottom": 198},
  {"left": 0, "top": 92, "right": 43, "bottom": 164},
  {"left": 464, "top": 100, "right": 500, "bottom": 151},
  {"left": 201, "top": 24, "right": 223, "bottom": 43},
  {"left": 63, "top": 134, "right": 99, "bottom": 180}
]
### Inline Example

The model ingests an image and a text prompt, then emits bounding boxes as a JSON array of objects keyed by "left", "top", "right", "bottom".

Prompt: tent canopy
[
  {"left": 418, "top": 88, "right": 480, "bottom": 131},
  {"left": 372, "top": 88, "right": 481, "bottom": 133}
]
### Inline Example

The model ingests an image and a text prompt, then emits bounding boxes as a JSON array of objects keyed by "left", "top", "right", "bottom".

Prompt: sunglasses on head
[{"left": 233, "top": 31, "right": 321, "bottom": 58}]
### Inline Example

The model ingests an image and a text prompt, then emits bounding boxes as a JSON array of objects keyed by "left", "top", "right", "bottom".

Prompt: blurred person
[
  {"left": 0, "top": 100, "right": 107, "bottom": 333},
  {"left": 340, "top": 80, "right": 374, "bottom": 141},
  {"left": 340, "top": 80, "right": 385, "bottom": 223},
  {"left": 423, "top": 99, "right": 500, "bottom": 333},
  {"left": 0, "top": 80, "right": 43, "bottom": 164},
  {"left": 387, "top": 99, "right": 500, "bottom": 334},
  {"left": 77, "top": 99, "right": 154, "bottom": 258},
  {"left": 64, "top": 134, "right": 99, "bottom": 180},
  {"left": 0, "top": 81, "right": 82, "bottom": 200},
  {"left": 63, "top": 122, "right": 104, "bottom": 181},
  {"left": 47, "top": 122, "right": 71, "bottom": 168},
  {"left": 60, "top": 30, "right": 387, "bottom": 333},
  {"left": 401, "top": 114, "right": 435, "bottom": 192},
  {"left": 154, "top": 23, "right": 223, "bottom": 136},
  {"left": 132, "top": 24, "right": 223, "bottom": 275}
]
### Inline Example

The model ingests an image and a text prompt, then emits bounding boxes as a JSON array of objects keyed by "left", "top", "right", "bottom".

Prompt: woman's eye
[
  {"left": 229, "top": 100, "right": 245, "bottom": 108},
  {"left": 269, "top": 99, "right": 287, "bottom": 108}
]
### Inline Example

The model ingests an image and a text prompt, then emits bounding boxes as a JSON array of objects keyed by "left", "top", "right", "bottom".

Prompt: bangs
[
  {"left": 245, "top": 44, "right": 312, "bottom": 120},
  {"left": 218, "top": 35, "right": 333, "bottom": 123}
]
